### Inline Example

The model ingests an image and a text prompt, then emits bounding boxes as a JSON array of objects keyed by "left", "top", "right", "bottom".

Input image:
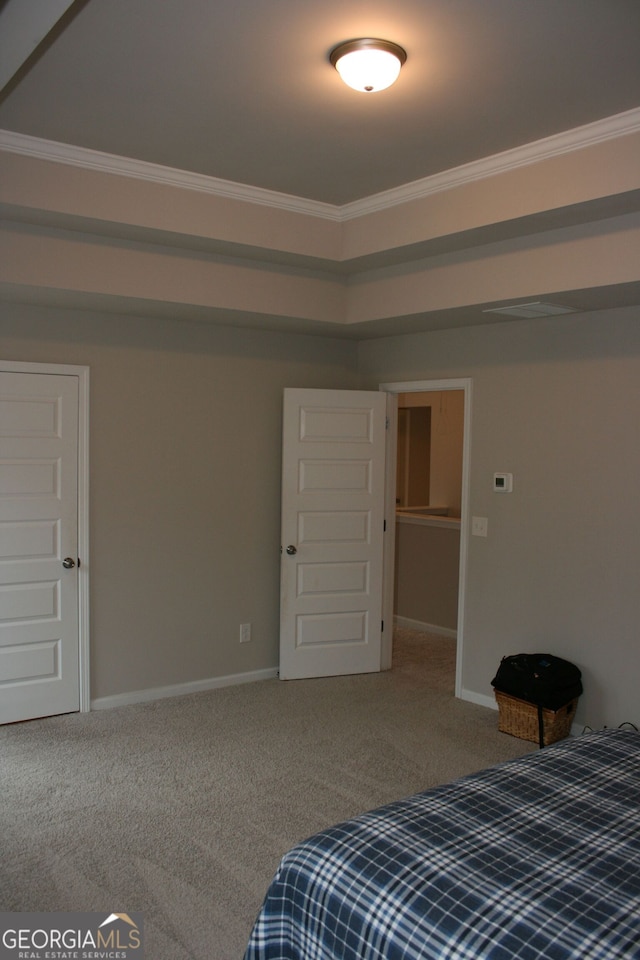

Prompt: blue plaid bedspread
[{"left": 244, "top": 729, "right": 640, "bottom": 959}]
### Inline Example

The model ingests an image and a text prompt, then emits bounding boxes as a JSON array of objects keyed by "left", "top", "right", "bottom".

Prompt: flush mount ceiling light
[{"left": 330, "top": 38, "right": 407, "bottom": 93}]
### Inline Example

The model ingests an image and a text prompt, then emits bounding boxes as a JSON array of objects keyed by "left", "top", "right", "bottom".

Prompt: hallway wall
[{"left": 359, "top": 306, "right": 640, "bottom": 729}]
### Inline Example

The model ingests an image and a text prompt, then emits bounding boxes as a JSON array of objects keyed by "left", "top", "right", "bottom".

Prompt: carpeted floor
[{"left": 1, "top": 629, "right": 534, "bottom": 959}]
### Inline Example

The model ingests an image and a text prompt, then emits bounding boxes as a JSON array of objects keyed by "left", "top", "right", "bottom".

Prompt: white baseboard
[
  {"left": 91, "top": 666, "right": 278, "bottom": 711},
  {"left": 393, "top": 615, "right": 457, "bottom": 639},
  {"left": 460, "top": 688, "right": 498, "bottom": 711}
]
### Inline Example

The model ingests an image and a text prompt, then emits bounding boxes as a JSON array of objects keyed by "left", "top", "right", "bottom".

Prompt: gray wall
[
  {"left": 3, "top": 300, "right": 638, "bottom": 730},
  {"left": 0, "top": 302, "right": 360, "bottom": 699},
  {"left": 394, "top": 521, "right": 460, "bottom": 631},
  {"left": 359, "top": 306, "right": 640, "bottom": 730}
]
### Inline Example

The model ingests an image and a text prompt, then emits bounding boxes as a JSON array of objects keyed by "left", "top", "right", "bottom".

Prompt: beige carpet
[{"left": 1, "top": 629, "right": 534, "bottom": 960}]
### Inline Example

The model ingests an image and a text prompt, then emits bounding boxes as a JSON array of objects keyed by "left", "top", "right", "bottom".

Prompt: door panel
[
  {"left": 279, "top": 388, "right": 387, "bottom": 680},
  {"left": 0, "top": 371, "right": 80, "bottom": 723}
]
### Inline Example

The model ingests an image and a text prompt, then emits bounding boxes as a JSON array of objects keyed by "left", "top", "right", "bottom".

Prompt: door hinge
[
  {"left": 385, "top": 417, "right": 390, "bottom": 429},
  {"left": 381, "top": 620, "right": 384, "bottom": 632},
  {"left": 383, "top": 519, "right": 386, "bottom": 532}
]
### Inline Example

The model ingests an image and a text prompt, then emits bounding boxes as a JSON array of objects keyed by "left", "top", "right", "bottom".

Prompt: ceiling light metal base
[{"left": 330, "top": 38, "right": 407, "bottom": 68}]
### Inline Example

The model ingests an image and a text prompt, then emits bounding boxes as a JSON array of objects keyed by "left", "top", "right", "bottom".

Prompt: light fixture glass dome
[{"left": 330, "top": 39, "right": 407, "bottom": 93}]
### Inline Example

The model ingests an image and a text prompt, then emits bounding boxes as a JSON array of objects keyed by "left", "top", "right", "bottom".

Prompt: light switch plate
[{"left": 472, "top": 516, "right": 488, "bottom": 537}]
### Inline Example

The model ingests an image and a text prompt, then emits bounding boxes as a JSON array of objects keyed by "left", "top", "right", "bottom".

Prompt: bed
[{"left": 244, "top": 728, "right": 640, "bottom": 959}]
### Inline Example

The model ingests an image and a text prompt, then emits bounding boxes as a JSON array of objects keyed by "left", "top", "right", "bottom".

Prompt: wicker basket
[{"left": 495, "top": 690, "right": 578, "bottom": 746}]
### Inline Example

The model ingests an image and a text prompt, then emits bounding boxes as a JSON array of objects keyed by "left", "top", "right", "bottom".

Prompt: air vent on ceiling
[{"left": 482, "top": 301, "right": 576, "bottom": 319}]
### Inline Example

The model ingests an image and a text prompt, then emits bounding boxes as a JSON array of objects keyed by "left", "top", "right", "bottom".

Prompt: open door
[{"left": 279, "top": 388, "right": 388, "bottom": 680}]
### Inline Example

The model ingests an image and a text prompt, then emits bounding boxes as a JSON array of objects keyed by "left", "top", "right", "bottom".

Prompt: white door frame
[
  {"left": 380, "top": 378, "right": 472, "bottom": 699},
  {"left": 1, "top": 359, "right": 90, "bottom": 712}
]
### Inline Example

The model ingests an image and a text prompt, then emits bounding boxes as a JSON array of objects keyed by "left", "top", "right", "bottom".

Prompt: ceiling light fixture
[{"left": 330, "top": 38, "right": 407, "bottom": 93}]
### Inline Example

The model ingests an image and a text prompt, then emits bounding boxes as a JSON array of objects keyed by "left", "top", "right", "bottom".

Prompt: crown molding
[
  {"left": 1, "top": 106, "right": 639, "bottom": 224},
  {"left": 340, "top": 107, "right": 640, "bottom": 220},
  {"left": 0, "top": 129, "right": 341, "bottom": 222}
]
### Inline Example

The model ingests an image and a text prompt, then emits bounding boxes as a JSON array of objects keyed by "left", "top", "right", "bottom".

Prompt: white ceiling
[{"left": 1, "top": 0, "right": 640, "bottom": 206}]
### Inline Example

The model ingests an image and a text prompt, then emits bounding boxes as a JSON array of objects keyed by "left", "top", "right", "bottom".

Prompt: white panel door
[
  {"left": 0, "top": 371, "right": 80, "bottom": 723},
  {"left": 279, "top": 388, "right": 387, "bottom": 680}
]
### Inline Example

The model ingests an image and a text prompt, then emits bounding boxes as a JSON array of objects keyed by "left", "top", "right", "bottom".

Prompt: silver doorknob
[
  {"left": 62, "top": 557, "right": 76, "bottom": 569},
  {"left": 285, "top": 545, "right": 297, "bottom": 555}
]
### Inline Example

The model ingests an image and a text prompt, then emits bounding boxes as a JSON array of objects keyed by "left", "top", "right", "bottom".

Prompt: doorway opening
[{"left": 381, "top": 379, "right": 472, "bottom": 699}]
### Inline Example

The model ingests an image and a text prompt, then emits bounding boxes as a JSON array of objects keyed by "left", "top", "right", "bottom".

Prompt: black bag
[{"left": 491, "top": 653, "right": 582, "bottom": 748}]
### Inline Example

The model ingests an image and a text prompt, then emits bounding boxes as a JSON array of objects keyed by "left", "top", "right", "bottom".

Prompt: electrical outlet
[{"left": 239, "top": 622, "right": 252, "bottom": 643}]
